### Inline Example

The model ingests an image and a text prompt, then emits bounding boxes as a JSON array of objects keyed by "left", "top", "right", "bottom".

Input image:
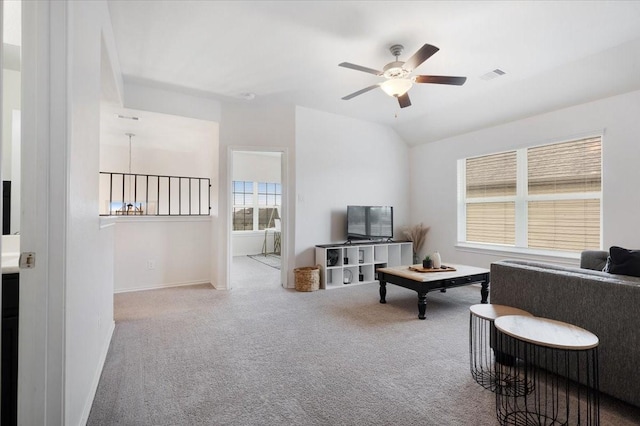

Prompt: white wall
[
  {"left": 123, "top": 79, "right": 221, "bottom": 123},
  {"left": 233, "top": 151, "right": 281, "bottom": 183},
  {"left": 218, "top": 103, "right": 295, "bottom": 288},
  {"left": 113, "top": 217, "right": 211, "bottom": 292},
  {"left": 64, "top": 1, "right": 117, "bottom": 424},
  {"left": 410, "top": 89, "right": 640, "bottom": 268},
  {"left": 101, "top": 140, "right": 215, "bottom": 178},
  {"left": 1, "top": 68, "right": 19, "bottom": 180},
  {"left": 295, "top": 106, "right": 411, "bottom": 268},
  {"left": 233, "top": 231, "right": 279, "bottom": 256}
]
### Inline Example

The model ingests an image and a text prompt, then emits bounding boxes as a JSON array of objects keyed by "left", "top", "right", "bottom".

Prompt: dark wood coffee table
[{"left": 376, "top": 264, "right": 489, "bottom": 319}]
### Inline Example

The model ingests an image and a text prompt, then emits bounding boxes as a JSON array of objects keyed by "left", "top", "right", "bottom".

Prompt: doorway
[
  {"left": 2, "top": 2, "right": 21, "bottom": 236},
  {"left": 1, "top": 2, "right": 22, "bottom": 424},
  {"left": 229, "top": 149, "right": 285, "bottom": 289}
]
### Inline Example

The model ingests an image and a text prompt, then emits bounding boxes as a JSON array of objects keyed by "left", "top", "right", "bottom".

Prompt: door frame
[
  {"left": 227, "top": 146, "right": 288, "bottom": 289},
  {"left": 19, "top": 1, "right": 68, "bottom": 424}
]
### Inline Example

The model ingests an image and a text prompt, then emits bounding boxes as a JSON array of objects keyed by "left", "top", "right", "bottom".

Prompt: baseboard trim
[
  {"left": 114, "top": 280, "right": 213, "bottom": 294},
  {"left": 79, "top": 320, "right": 115, "bottom": 426}
]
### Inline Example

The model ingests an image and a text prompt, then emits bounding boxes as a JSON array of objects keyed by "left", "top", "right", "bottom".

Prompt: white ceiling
[{"left": 107, "top": 1, "right": 640, "bottom": 146}]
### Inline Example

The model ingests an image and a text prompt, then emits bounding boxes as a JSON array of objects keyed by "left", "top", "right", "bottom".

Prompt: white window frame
[{"left": 457, "top": 135, "right": 603, "bottom": 258}]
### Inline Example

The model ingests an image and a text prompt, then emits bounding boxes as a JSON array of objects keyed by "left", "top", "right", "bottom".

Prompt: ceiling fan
[{"left": 339, "top": 43, "right": 466, "bottom": 108}]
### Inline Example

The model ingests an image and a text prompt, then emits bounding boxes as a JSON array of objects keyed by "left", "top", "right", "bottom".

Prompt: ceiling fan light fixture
[
  {"left": 381, "top": 78, "right": 413, "bottom": 97},
  {"left": 340, "top": 43, "right": 465, "bottom": 107}
]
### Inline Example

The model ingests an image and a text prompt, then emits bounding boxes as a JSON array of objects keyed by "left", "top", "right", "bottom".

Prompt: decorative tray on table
[{"left": 408, "top": 265, "right": 457, "bottom": 273}]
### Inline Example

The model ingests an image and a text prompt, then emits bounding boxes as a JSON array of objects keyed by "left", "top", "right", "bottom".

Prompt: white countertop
[
  {"left": 2, "top": 235, "right": 20, "bottom": 274},
  {"left": 2, "top": 253, "right": 20, "bottom": 274}
]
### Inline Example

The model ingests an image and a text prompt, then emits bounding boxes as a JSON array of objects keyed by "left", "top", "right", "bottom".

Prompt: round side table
[
  {"left": 495, "top": 315, "right": 600, "bottom": 426},
  {"left": 469, "top": 304, "right": 533, "bottom": 394}
]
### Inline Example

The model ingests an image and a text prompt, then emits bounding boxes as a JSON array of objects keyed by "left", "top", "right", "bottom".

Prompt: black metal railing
[{"left": 99, "top": 172, "right": 211, "bottom": 216}]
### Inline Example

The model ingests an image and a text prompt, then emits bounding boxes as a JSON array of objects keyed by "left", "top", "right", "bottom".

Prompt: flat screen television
[{"left": 347, "top": 205, "right": 393, "bottom": 241}]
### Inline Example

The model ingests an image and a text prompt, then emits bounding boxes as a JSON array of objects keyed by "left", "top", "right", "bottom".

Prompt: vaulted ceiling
[{"left": 107, "top": 1, "right": 640, "bottom": 146}]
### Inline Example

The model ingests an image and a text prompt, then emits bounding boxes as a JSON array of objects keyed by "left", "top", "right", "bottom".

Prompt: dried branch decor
[{"left": 403, "top": 223, "right": 430, "bottom": 258}]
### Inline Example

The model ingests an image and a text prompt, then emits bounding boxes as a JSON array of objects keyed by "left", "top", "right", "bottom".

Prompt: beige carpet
[
  {"left": 247, "top": 253, "right": 281, "bottom": 270},
  {"left": 231, "top": 255, "right": 281, "bottom": 289},
  {"left": 88, "top": 283, "right": 640, "bottom": 425}
]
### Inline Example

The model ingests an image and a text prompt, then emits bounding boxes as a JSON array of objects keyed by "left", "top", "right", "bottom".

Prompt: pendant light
[{"left": 124, "top": 133, "right": 136, "bottom": 215}]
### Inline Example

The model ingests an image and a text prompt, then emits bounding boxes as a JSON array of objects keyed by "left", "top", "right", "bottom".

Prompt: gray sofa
[{"left": 490, "top": 251, "right": 640, "bottom": 408}]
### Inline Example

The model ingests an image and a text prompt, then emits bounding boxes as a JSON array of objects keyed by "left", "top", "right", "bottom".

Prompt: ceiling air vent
[
  {"left": 115, "top": 114, "right": 140, "bottom": 121},
  {"left": 479, "top": 68, "right": 506, "bottom": 81}
]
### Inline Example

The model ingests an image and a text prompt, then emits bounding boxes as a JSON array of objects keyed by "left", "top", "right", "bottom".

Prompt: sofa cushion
[
  {"left": 605, "top": 246, "right": 640, "bottom": 277},
  {"left": 580, "top": 250, "right": 608, "bottom": 271}
]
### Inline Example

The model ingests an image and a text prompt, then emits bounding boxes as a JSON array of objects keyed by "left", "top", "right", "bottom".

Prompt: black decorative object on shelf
[{"left": 327, "top": 249, "right": 339, "bottom": 266}]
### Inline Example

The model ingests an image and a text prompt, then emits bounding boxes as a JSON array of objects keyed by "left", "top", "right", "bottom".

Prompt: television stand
[{"left": 315, "top": 241, "right": 413, "bottom": 289}]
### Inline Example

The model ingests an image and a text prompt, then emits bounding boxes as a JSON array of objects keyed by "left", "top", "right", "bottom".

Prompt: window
[
  {"left": 232, "top": 181, "right": 254, "bottom": 230},
  {"left": 232, "top": 180, "right": 281, "bottom": 231},
  {"left": 465, "top": 151, "right": 517, "bottom": 245},
  {"left": 459, "top": 136, "right": 601, "bottom": 253},
  {"left": 257, "top": 182, "right": 282, "bottom": 230}
]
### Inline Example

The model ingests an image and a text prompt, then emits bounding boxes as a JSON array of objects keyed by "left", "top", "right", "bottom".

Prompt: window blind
[
  {"left": 528, "top": 199, "right": 600, "bottom": 251},
  {"left": 528, "top": 137, "right": 601, "bottom": 195},
  {"left": 466, "top": 151, "right": 517, "bottom": 197},
  {"left": 465, "top": 151, "right": 517, "bottom": 245},
  {"left": 527, "top": 137, "right": 601, "bottom": 251},
  {"left": 466, "top": 202, "right": 516, "bottom": 245}
]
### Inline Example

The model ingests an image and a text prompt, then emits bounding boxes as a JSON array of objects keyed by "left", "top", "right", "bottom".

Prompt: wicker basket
[{"left": 294, "top": 266, "right": 320, "bottom": 292}]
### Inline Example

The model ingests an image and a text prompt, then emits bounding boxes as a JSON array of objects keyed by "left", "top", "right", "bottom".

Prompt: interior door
[{"left": 18, "top": 1, "right": 66, "bottom": 424}]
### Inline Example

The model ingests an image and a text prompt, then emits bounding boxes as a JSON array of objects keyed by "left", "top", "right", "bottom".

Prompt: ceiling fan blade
[
  {"left": 414, "top": 75, "right": 467, "bottom": 85},
  {"left": 338, "top": 62, "right": 382, "bottom": 76},
  {"left": 397, "top": 93, "right": 411, "bottom": 108},
  {"left": 403, "top": 44, "right": 439, "bottom": 71},
  {"left": 342, "top": 84, "right": 381, "bottom": 100}
]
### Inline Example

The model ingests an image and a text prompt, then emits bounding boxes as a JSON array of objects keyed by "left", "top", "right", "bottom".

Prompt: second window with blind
[{"left": 459, "top": 136, "right": 602, "bottom": 253}]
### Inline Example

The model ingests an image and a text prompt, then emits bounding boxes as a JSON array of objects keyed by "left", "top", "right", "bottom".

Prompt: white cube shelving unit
[{"left": 315, "top": 242, "right": 413, "bottom": 289}]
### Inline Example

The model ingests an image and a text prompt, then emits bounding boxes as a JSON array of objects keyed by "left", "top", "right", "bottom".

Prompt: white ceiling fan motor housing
[
  {"left": 383, "top": 61, "right": 410, "bottom": 79},
  {"left": 383, "top": 45, "right": 411, "bottom": 79}
]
